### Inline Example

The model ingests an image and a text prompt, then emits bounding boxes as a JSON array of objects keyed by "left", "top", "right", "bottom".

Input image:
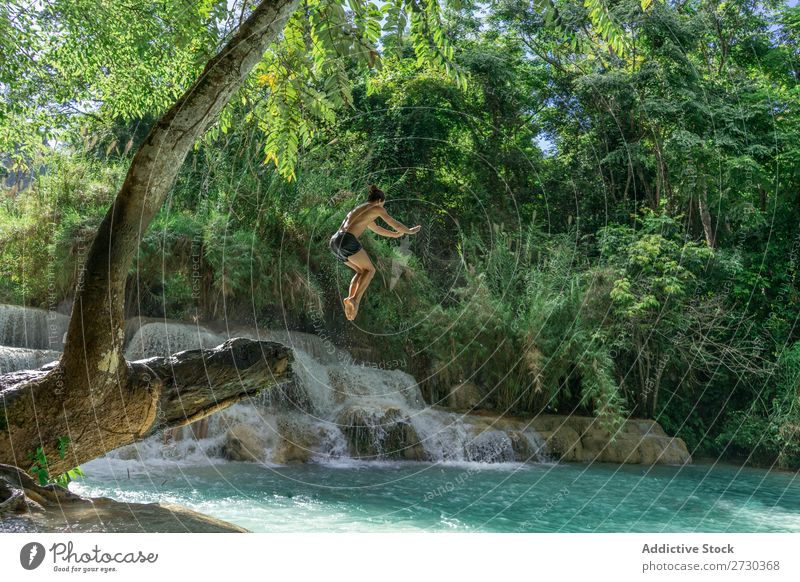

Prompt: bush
[{"left": 715, "top": 342, "right": 800, "bottom": 469}]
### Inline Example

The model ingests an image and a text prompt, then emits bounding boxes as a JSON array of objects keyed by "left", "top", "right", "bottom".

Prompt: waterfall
[
  {"left": 103, "top": 321, "right": 549, "bottom": 467},
  {"left": 227, "top": 327, "right": 353, "bottom": 366},
  {"left": 0, "top": 311, "right": 547, "bottom": 467},
  {"left": 124, "top": 322, "right": 226, "bottom": 360},
  {"left": 0, "top": 304, "right": 69, "bottom": 350},
  {"left": 0, "top": 346, "right": 61, "bottom": 374},
  {"left": 0, "top": 304, "right": 66, "bottom": 374}
]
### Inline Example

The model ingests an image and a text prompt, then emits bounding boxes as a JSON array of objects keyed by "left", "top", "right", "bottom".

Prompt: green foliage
[
  {"left": 3, "top": 0, "right": 649, "bottom": 182},
  {"left": 56, "top": 436, "right": 70, "bottom": 459},
  {"left": 27, "top": 438, "right": 85, "bottom": 488},
  {"left": 54, "top": 435, "right": 86, "bottom": 487},
  {"left": 415, "top": 225, "right": 627, "bottom": 432},
  {"left": 715, "top": 342, "right": 800, "bottom": 469},
  {"left": 599, "top": 210, "right": 714, "bottom": 319},
  {"left": 246, "top": 0, "right": 471, "bottom": 180},
  {"left": 3, "top": 0, "right": 800, "bottom": 469},
  {"left": 28, "top": 447, "right": 49, "bottom": 486},
  {"left": 54, "top": 467, "right": 86, "bottom": 489},
  {"left": 0, "top": 153, "right": 120, "bottom": 306}
]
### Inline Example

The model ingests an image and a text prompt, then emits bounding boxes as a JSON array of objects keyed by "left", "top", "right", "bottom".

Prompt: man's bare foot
[{"left": 343, "top": 298, "right": 356, "bottom": 320}]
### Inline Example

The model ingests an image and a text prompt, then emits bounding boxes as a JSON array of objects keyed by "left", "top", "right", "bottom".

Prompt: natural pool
[{"left": 71, "top": 459, "right": 800, "bottom": 532}]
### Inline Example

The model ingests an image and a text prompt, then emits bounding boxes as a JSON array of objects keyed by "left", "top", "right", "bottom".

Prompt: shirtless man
[{"left": 329, "top": 184, "right": 421, "bottom": 320}]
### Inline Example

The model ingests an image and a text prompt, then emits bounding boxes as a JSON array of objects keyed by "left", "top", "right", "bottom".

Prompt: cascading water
[
  {"left": 108, "top": 324, "right": 549, "bottom": 466},
  {"left": 0, "top": 304, "right": 69, "bottom": 350},
  {"left": 0, "top": 304, "right": 65, "bottom": 373},
  {"left": 124, "top": 322, "right": 226, "bottom": 360},
  {"left": 0, "top": 307, "right": 548, "bottom": 467},
  {"left": 0, "top": 346, "right": 61, "bottom": 374}
]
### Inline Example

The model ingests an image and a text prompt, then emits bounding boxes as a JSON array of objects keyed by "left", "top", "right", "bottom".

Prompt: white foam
[{"left": 86, "top": 323, "right": 548, "bottom": 467}]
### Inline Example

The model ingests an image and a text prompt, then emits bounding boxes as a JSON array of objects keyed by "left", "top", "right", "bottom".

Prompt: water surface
[{"left": 71, "top": 459, "right": 800, "bottom": 532}]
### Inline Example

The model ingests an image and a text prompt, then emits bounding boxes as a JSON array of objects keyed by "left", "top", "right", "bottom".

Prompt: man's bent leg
[
  {"left": 348, "top": 271, "right": 361, "bottom": 303},
  {"left": 354, "top": 263, "right": 375, "bottom": 306},
  {"left": 343, "top": 261, "right": 362, "bottom": 320},
  {"left": 345, "top": 250, "right": 375, "bottom": 320}
]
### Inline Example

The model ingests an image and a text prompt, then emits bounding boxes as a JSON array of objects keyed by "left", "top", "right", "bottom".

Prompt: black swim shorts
[{"left": 329, "top": 231, "right": 362, "bottom": 262}]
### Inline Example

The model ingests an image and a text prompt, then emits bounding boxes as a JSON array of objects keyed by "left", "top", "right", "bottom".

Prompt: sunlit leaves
[
  {"left": 408, "top": 0, "right": 458, "bottom": 75},
  {"left": 583, "top": 0, "right": 629, "bottom": 56},
  {"left": 381, "top": 0, "right": 409, "bottom": 48},
  {"left": 2, "top": 0, "right": 665, "bottom": 180},
  {"left": 2, "top": 0, "right": 228, "bottom": 167},
  {"left": 532, "top": 0, "right": 662, "bottom": 59},
  {"left": 254, "top": 0, "right": 466, "bottom": 180},
  {"left": 600, "top": 213, "right": 713, "bottom": 318}
]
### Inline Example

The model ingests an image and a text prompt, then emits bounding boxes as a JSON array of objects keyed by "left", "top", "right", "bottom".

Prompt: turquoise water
[{"left": 71, "top": 460, "right": 800, "bottom": 532}]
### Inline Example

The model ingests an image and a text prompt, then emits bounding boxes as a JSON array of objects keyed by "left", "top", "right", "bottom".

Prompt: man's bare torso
[{"left": 338, "top": 202, "right": 380, "bottom": 238}]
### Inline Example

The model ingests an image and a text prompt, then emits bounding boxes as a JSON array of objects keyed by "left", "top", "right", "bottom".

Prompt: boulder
[
  {"left": 221, "top": 424, "right": 267, "bottom": 462},
  {"left": 272, "top": 419, "right": 317, "bottom": 464},
  {"left": 524, "top": 414, "right": 691, "bottom": 465},
  {"left": 507, "top": 430, "right": 546, "bottom": 462},
  {"left": 581, "top": 435, "right": 643, "bottom": 464},
  {"left": 466, "top": 430, "right": 515, "bottom": 462},
  {"left": 337, "top": 406, "right": 425, "bottom": 460},
  {"left": 623, "top": 419, "right": 668, "bottom": 438},
  {"left": 112, "top": 445, "right": 142, "bottom": 461},
  {"left": 447, "top": 381, "right": 486, "bottom": 410},
  {"left": 0, "top": 464, "right": 246, "bottom": 533},
  {"left": 273, "top": 438, "right": 314, "bottom": 464},
  {"left": 639, "top": 436, "right": 692, "bottom": 465},
  {"left": 539, "top": 425, "right": 583, "bottom": 461}
]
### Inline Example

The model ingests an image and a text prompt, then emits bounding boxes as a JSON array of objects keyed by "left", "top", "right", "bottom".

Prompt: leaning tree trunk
[
  {"left": 0, "top": 339, "right": 292, "bottom": 475},
  {"left": 0, "top": 0, "right": 299, "bottom": 476},
  {"left": 697, "top": 190, "right": 716, "bottom": 249},
  {"left": 697, "top": 174, "right": 716, "bottom": 249}
]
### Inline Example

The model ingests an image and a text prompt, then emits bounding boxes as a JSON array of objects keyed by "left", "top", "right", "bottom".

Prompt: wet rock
[
  {"left": 113, "top": 445, "right": 142, "bottom": 461},
  {"left": 273, "top": 438, "right": 314, "bottom": 464},
  {"left": 507, "top": 430, "right": 548, "bottom": 462},
  {"left": 538, "top": 425, "right": 583, "bottom": 461},
  {"left": 272, "top": 418, "right": 318, "bottom": 464},
  {"left": 0, "top": 464, "right": 246, "bottom": 532},
  {"left": 447, "top": 381, "right": 486, "bottom": 411},
  {"left": 527, "top": 415, "right": 691, "bottom": 465},
  {"left": 465, "top": 430, "right": 515, "bottom": 462},
  {"left": 639, "top": 436, "right": 692, "bottom": 465},
  {"left": 581, "top": 435, "right": 643, "bottom": 464},
  {"left": 221, "top": 424, "right": 267, "bottom": 462},
  {"left": 337, "top": 406, "right": 425, "bottom": 460}
]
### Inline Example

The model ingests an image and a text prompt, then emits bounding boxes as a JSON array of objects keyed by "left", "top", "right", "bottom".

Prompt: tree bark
[
  {"left": 697, "top": 188, "right": 716, "bottom": 249},
  {"left": 64, "top": 0, "right": 299, "bottom": 383},
  {"left": 0, "top": 338, "right": 292, "bottom": 476},
  {"left": 0, "top": 0, "right": 300, "bottom": 478}
]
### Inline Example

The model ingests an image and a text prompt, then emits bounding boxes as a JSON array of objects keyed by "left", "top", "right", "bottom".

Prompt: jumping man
[{"left": 329, "top": 184, "right": 421, "bottom": 320}]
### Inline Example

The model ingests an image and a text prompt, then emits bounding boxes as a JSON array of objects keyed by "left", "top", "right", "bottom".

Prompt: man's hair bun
[{"left": 367, "top": 184, "right": 386, "bottom": 202}]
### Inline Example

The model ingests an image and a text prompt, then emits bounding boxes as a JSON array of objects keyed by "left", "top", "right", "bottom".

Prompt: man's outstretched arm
[
  {"left": 368, "top": 222, "right": 403, "bottom": 238},
  {"left": 377, "top": 208, "right": 421, "bottom": 234}
]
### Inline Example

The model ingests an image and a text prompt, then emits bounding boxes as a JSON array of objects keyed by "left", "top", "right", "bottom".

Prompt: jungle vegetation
[{"left": 2, "top": 0, "right": 799, "bottom": 469}]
